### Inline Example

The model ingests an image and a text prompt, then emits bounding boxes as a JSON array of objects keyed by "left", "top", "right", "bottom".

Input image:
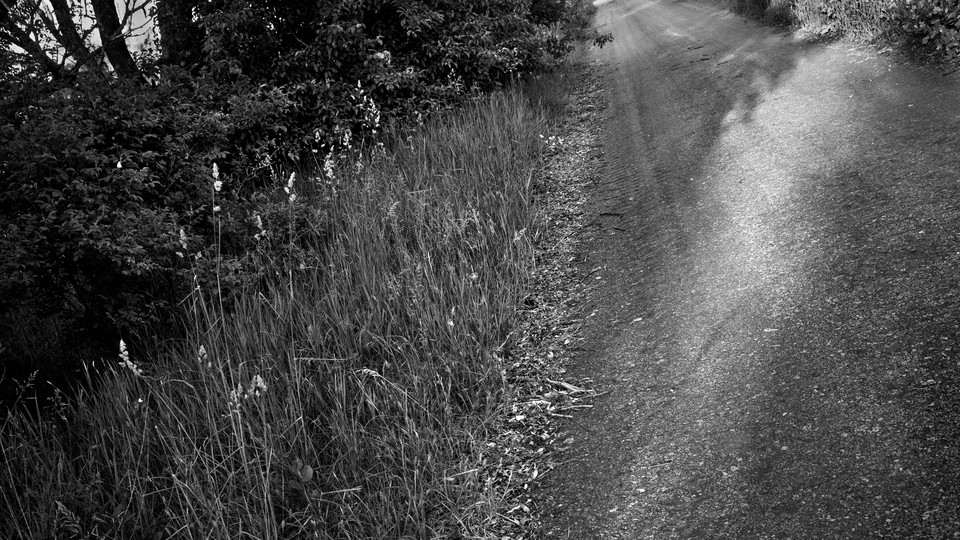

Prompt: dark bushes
[
  {"left": 0, "top": 0, "right": 604, "bottom": 388},
  {"left": 900, "top": 0, "right": 960, "bottom": 54}
]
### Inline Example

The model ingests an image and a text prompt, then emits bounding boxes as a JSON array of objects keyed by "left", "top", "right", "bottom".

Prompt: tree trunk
[
  {"left": 90, "top": 0, "right": 144, "bottom": 80},
  {"left": 48, "top": 0, "right": 97, "bottom": 72}
]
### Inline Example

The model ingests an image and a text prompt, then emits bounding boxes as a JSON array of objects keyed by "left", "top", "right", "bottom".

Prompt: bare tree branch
[
  {"left": 47, "top": 0, "right": 97, "bottom": 69},
  {"left": 0, "top": 16, "right": 64, "bottom": 78}
]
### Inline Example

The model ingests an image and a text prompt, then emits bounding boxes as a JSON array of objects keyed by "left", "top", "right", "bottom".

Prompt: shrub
[
  {"left": 899, "top": 0, "right": 960, "bottom": 54},
  {"left": 773, "top": 0, "right": 960, "bottom": 51},
  {"left": 0, "top": 72, "right": 300, "bottom": 377},
  {"left": 0, "top": 0, "right": 604, "bottom": 390}
]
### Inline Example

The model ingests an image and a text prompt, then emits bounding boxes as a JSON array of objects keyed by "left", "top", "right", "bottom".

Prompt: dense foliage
[
  {"left": 736, "top": 0, "right": 960, "bottom": 54},
  {"left": 0, "top": 0, "right": 606, "bottom": 382},
  {"left": 900, "top": 0, "right": 960, "bottom": 54}
]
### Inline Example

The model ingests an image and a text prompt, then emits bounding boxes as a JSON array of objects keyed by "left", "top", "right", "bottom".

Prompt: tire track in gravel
[{"left": 539, "top": 0, "right": 960, "bottom": 538}]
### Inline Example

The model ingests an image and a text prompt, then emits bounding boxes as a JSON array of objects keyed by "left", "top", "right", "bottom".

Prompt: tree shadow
[{"left": 541, "top": 0, "right": 960, "bottom": 536}]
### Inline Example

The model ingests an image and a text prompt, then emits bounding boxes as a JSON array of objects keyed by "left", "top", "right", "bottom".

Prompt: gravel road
[{"left": 540, "top": 0, "right": 960, "bottom": 538}]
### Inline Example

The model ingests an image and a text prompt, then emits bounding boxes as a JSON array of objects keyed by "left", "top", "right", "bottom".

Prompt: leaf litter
[{"left": 476, "top": 55, "right": 609, "bottom": 539}]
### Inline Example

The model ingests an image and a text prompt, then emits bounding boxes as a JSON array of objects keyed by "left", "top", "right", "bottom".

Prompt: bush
[
  {"left": 1, "top": 76, "right": 213, "bottom": 367},
  {"left": 900, "top": 0, "right": 960, "bottom": 54},
  {"left": 0, "top": 71, "right": 313, "bottom": 378},
  {"left": 0, "top": 0, "right": 603, "bottom": 392}
]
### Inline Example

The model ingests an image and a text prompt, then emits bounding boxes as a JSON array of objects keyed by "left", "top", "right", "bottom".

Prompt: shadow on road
[{"left": 541, "top": 0, "right": 960, "bottom": 537}]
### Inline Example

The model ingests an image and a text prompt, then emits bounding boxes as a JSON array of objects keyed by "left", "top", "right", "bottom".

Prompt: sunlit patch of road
[{"left": 542, "top": 0, "right": 960, "bottom": 537}]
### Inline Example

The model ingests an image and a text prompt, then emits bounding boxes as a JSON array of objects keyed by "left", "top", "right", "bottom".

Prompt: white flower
[
  {"left": 386, "top": 201, "right": 400, "bottom": 221},
  {"left": 247, "top": 374, "right": 267, "bottom": 398},
  {"left": 116, "top": 160, "right": 122, "bottom": 169},
  {"left": 118, "top": 339, "right": 142, "bottom": 376},
  {"left": 212, "top": 163, "right": 220, "bottom": 180},
  {"left": 213, "top": 205, "right": 221, "bottom": 213},
  {"left": 213, "top": 180, "right": 223, "bottom": 192},
  {"left": 323, "top": 153, "right": 336, "bottom": 180},
  {"left": 285, "top": 172, "right": 297, "bottom": 203},
  {"left": 229, "top": 385, "right": 242, "bottom": 413},
  {"left": 179, "top": 228, "right": 188, "bottom": 250},
  {"left": 252, "top": 213, "right": 266, "bottom": 241}
]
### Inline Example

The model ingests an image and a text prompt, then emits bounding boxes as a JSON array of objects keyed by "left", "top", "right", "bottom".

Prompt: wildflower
[
  {"left": 213, "top": 179, "right": 223, "bottom": 192},
  {"left": 177, "top": 228, "right": 188, "bottom": 258},
  {"left": 229, "top": 385, "right": 242, "bottom": 414},
  {"left": 213, "top": 205, "right": 221, "bottom": 213},
  {"left": 198, "top": 345, "right": 207, "bottom": 364},
  {"left": 247, "top": 374, "right": 267, "bottom": 398},
  {"left": 284, "top": 172, "right": 297, "bottom": 203},
  {"left": 252, "top": 213, "right": 266, "bottom": 241},
  {"left": 323, "top": 153, "right": 336, "bottom": 180},
  {"left": 386, "top": 201, "right": 400, "bottom": 222},
  {"left": 116, "top": 160, "right": 122, "bottom": 169},
  {"left": 118, "top": 339, "right": 142, "bottom": 376},
  {"left": 212, "top": 163, "right": 220, "bottom": 181}
]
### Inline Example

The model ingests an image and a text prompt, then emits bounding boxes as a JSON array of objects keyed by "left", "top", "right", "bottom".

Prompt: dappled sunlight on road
[{"left": 542, "top": 0, "right": 960, "bottom": 537}]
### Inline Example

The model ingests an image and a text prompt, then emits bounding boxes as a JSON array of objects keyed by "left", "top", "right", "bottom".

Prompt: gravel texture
[{"left": 538, "top": 0, "right": 960, "bottom": 538}]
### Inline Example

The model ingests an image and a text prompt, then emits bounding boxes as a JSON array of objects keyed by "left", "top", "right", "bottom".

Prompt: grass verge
[{"left": 1, "top": 84, "right": 570, "bottom": 539}]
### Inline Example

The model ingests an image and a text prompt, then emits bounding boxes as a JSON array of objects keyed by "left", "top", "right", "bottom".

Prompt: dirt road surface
[{"left": 540, "top": 0, "right": 960, "bottom": 538}]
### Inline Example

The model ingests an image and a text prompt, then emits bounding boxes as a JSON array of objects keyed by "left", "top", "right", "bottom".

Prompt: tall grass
[
  {"left": 1, "top": 89, "right": 550, "bottom": 539},
  {"left": 722, "top": 0, "right": 909, "bottom": 40},
  {"left": 793, "top": 0, "right": 905, "bottom": 38}
]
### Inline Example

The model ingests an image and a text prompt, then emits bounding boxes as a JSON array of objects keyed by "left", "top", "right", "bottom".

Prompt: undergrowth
[
  {"left": 0, "top": 86, "right": 558, "bottom": 539},
  {"left": 722, "top": 0, "right": 960, "bottom": 59}
]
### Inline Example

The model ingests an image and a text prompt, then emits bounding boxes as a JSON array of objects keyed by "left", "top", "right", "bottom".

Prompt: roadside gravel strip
[
  {"left": 480, "top": 55, "right": 609, "bottom": 539},
  {"left": 538, "top": 0, "right": 960, "bottom": 538}
]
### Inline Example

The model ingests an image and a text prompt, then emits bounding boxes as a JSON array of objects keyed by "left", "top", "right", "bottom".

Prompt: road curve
[{"left": 540, "top": 0, "right": 960, "bottom": 538}]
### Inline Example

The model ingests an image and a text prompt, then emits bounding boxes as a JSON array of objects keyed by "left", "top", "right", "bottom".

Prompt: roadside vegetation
[
  {"left": 0, "top": 0, "right": 609, "bottom": 537},
  {"left": 725, "top": 0, "right": 960, "bottom": 59}
]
